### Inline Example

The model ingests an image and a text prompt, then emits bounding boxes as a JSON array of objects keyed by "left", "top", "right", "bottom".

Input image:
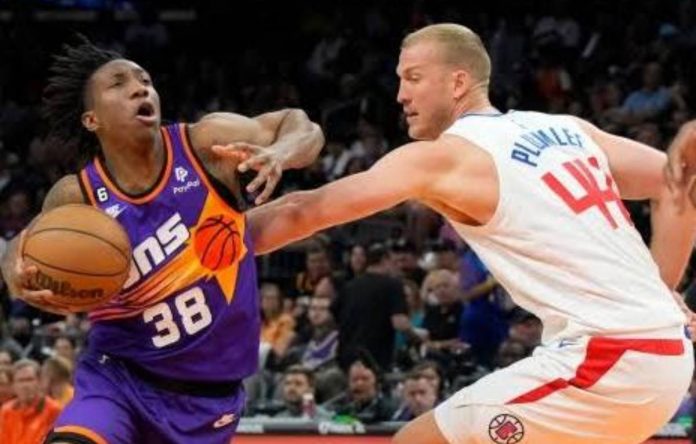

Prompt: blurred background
[{"left": 0, "top": 0, "right": 695, "bottom": 442}]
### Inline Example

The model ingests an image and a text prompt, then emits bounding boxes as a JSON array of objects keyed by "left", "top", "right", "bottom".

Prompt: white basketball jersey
[{"left": 444, "top": 110, "right": 685, "bottom": 343}]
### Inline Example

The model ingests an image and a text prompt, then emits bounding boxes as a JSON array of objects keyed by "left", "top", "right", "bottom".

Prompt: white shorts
[{"left": 434, "top": 329, "right": 693, "bottom": 444}]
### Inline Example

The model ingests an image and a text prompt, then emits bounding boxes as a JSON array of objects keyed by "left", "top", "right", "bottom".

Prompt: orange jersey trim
[
  {"left": 54, "top": 425, "right": 108, "bottom": 444},
  {"left": 79, "top": 169, "right": 97, "bottom": 205},
  {"left": 177, "top": 124, "right": 241, "bottom": 215},
  {"left": 93, "top": 127, "right": 174, "bottom": 205}
]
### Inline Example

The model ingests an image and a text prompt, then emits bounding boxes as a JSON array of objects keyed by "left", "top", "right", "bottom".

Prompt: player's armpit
[{"left": 247, "top": 141, "right": 438, "bottom": 255}]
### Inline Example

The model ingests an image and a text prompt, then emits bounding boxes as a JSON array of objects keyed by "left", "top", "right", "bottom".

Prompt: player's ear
[
  {"left": 82, "top": 110, "right": 99, "bottom": 132},
  {"left": 451, "top": 69, "right": 471, "bottom": 100}
]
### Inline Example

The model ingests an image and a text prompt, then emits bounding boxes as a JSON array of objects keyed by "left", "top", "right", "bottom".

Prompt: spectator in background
[
  {"left": 291, "top": 243, "right": 334, "bottom": 338},
  {"left": 0, "top": 359, "right": 61, "bottom": 444},
  {"left": 52, "top": 336, "right": 77, "bottom": 367},
  {"left": 260, "top": 283, "right": 296, "bottom": 367},
  {"left": 0, "top": 188, "right": 33, "bottom": 240},
  {"left": 392, "top": 371, "right": 438, "bottom": 421},
  {"left": 294, "top": 243, "right": 333, "bottom": 299},
  {"left": 412, "top": 360, "right": 447, "bottom": 401},
  {"left": 333, "top": 243, "right": 420, "bottom": 371},
  {"left": 300, "top": 278, "right": 340, "bottom": 371},
  {"left": 428, "top": 239, "right": 460, "bottom": 273},
  {"left": 508, "top": 309, "right": 543, "bottom": 353},
  {"left": 40, "top": 356, "right": 74, "bottom": 408},
  {"left": 395, "top": 279, "right": 426, "bottom": 364},
  {"left": 618, "top": 62, "right": 672, "bottom": 124},
  {"left": 422, "top": 269, "right": 467, "bottom": 356},
  {"left": 0, "top": 321, "right": 22, "bottom": 360},
  {"left": 346, "top": 243, "right": 367, "bottom": 279},
  {"left": 275, "top": 365, "right": 332, "bottom": 419},
  {"left": 0, "top": 368, "right": 13, "bottom": 405},
  {"left": 299, "top": 278, "right": 345, "bottom": 402},
  {"left": 323, "top": 354, "right": 396, "bottom": 423},
  {"left": 0, "top": 348, "right": 13, "bottom": 371},
  {"left": 494, "top": 339, "right": 528, "bottom": 370},
  {"left": 457, "top": 243, "right": 508, "bottom": 368},
  {"left": 391, "top": 238, "right": 426, "bottom": 285}
]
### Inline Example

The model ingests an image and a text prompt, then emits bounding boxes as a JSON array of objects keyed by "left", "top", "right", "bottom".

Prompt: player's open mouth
[{"left": 135, "top": 102, "right": 157, "bottom": 125}]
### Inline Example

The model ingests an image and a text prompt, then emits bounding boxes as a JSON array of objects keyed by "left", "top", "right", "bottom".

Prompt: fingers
[
  {"left": 21, "top": 289, "right": 72, "bottom": 315},
  {"left": 211, "top": 143, "right": 256, "bottom": 162},
  {"left": 253, "top": 165, "right": 282, "bottom": 205},
  {"left": 238, "top": 154, "right": 270, "bottom": 173}
]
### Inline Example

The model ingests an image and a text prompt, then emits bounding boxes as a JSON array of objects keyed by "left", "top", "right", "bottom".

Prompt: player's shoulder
[
  {"left": 43, "top": 174, "right": 85, "bottom": 211},
  {"left": 187, "top": 112, "right": 258, "bottom": 150}
]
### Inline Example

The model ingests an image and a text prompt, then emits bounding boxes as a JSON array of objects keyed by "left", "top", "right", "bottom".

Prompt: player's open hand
[
  {"left": 212, "top": 142, "right": 284, "bottom": 205},
  {"left": 665, "top": 121, "right": 696, "bottom": 210},
  {"left": 7, "top": 230, "right": 70, "bottom": 316}
]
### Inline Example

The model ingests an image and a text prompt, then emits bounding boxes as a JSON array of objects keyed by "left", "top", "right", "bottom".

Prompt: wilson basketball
[
  {"left": 22, "top": 204, "right": 132, "bottom": 312},
  {"left": 194, "top": 214, "right": 242, "bottom": 271}
]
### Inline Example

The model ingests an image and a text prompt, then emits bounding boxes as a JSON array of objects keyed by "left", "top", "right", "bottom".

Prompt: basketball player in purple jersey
[{"left": 0, "top": 38, "right": 323, "bottom": 443}]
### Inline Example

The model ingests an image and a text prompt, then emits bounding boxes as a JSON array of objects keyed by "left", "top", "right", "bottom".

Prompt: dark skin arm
[
  {"left": 0, "top": 175, "right": 85, "bottom": 314},
  {"left": 189, "top": 109, "right": 324, "bottom": 204}
]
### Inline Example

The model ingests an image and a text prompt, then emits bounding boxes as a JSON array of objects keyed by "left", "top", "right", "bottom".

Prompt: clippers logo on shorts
[{"left": 488, "top": 414, "right": 525, "bottom": 444}]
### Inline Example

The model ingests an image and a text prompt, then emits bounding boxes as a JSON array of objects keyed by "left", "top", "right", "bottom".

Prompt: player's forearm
[
  {"left": 272, "top": 110, "right": 325, "bottom": 170},
  {"left": 248, "top": 191, "right": 322, "bottom": 255},
  {"left": 650, "top": 186, "right": 696, "bottom": 289}
]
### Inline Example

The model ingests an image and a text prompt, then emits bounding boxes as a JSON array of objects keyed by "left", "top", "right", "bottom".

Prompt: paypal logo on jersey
[
  {"left": 511, "top": 126, "right": 586, "bottom": 167},
  {"left": 172, "top": 166, "right": 200, "bottom": 194},
  {"left": 175, "top": 166, "right": 189, "bottom": 182}
]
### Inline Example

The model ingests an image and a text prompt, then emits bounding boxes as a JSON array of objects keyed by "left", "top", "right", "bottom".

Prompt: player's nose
[
  {"left": 130, "top": 84, "right": 149, "bottom": 99},
  {"left": 397, "top": 83, "right": 409, "bottom": 105}
]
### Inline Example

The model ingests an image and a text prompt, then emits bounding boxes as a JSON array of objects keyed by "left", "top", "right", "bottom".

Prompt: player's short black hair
[{"left": 42, "top": 35, "right": 121, "bottom": 167}]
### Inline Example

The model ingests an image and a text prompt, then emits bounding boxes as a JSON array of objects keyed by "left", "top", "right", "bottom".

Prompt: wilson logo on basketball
[
  {"left": 194, "top": 215, "right": 242, "bottom": 270},
  {"left": 488, "top": 414, "right": 525, "bottom": 444},
  {"left": 34, "top": 270, "right": 105, "bottom": 300}
]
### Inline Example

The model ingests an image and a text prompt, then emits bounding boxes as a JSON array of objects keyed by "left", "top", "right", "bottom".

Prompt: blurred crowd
[{"left": 1, "top": 0, "right": 696, "bottom": 440}]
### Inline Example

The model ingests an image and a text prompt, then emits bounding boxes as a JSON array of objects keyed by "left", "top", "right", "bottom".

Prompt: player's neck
[
  {"left": 452, "top": 92, "right": 495, "bottom": 121},
  {"left": 100, "top": 131, "right": 165, "bottom": 195}
]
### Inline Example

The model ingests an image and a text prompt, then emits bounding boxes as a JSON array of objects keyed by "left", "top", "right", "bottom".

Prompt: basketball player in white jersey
[{"left": 237, "top": 23, "right": 696, "bottom": 444}]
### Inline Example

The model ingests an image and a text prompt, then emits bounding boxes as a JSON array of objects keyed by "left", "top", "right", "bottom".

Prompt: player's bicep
[
  {"left": 42, "top": 175, "right": 85, "bottom": 211},
  {"left": 575, "top": 118, "right": 666, "bottom": 200},
  {"left": 191, "top": 113, "right": 275, "bottom": 148}
]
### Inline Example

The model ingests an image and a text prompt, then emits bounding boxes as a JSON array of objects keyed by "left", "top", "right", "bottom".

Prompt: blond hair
[{"left": 402, "top": 23, "right": 491, "bottom": 88}]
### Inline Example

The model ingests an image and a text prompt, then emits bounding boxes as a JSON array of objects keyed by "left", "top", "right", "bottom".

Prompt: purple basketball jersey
[{"left": 78, "top": 124, "right": 260, "bottom": 381}]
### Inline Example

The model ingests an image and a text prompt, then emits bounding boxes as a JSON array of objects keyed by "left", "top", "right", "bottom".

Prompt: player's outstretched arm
[
  {"left": 190, "top": 109, "right": 324, "bottom": 204},
  {"left": 577, "top": 117, "right": 696, "bottom": 288},
  {"left": 247, "top": 141, "right": 438, "bottom": 255},
  {"left": 665, "top": 121, "right": 696, "bottom": 208},
  {"left": 573, "top": 117, "right": 667, "bottom": 200},
  {"left": 0, "top": 175, "right": 84, "bottom": 314}
]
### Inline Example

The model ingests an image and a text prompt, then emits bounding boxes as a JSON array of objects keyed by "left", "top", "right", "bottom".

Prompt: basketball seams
[
  {"left": 198, "top": 214, "right": 224, "bottom": 231},
  {"left": 24, "top": 254, "right": 129, "bottom": 278},
  {"left": 222, "top": 230, "right": 240, "bottom": 268},
  {"left": 194, "top": 215, "right": 242, "bottom": 271},
  {"left": 27, "top": 227, "right": 130, "bottom": 263},
  {"left": 201, "top": 224, "right": 230, "bottom": 270}
]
